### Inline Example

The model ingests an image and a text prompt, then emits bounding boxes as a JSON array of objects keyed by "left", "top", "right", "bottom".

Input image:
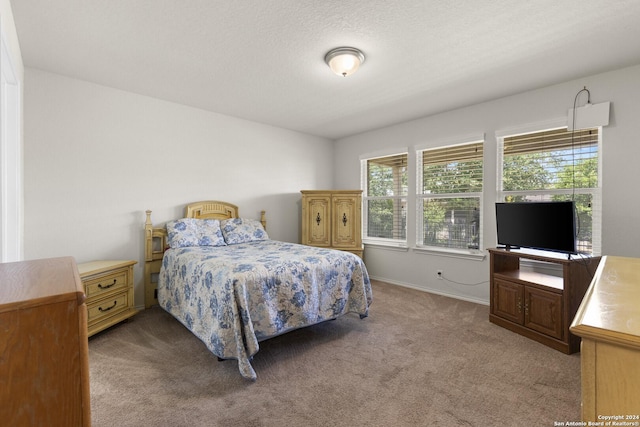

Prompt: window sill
[
  {"left": 363, "top": 240, "right": 409, "bottom": 252},
  {"left": 413, "top": 246, "right": 486, "bottom": 261}
]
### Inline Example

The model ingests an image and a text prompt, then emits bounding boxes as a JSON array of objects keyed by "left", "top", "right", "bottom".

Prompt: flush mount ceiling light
[{"left": 324, "top": 47, "right": 365, "bottom": 77}]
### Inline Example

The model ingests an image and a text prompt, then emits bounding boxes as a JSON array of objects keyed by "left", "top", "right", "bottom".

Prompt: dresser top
[
  {"left": 0, "top": 257, "right": 84, "bottom": 311},
  {"left": 571, "top": 256, "right": 640, "bottom": 347}
]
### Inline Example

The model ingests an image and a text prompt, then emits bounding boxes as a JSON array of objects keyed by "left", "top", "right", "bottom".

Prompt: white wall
[
  {"left": 22, "top": 63, "right": 640, "bottom": 307},
  {"left": 334, "top": 64, "right": 640, "bottom": 304},
  {"left": 23, "top": 69, "right": 335, "bottom": 307}
]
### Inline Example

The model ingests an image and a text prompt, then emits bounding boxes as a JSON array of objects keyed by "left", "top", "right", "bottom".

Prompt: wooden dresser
[
  {"left": 570, "top": 256, "right": 640, "bottom": 421},
  {"left": 301, "top": 190, "right": 363, "bottom": 258},
  {"left": 0, "top": 257, "right": 91, "bottom": 426},
  {"left": 78, "top": 260, "right": 137, "bottom": 337}
]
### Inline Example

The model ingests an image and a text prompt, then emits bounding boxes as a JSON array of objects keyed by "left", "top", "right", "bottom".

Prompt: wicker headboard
[
  {"left": 143, "top": 201, "right": 266, "bottom": 308},
  {"left": 185, "top": 200, "right": 239, "bottom": 220}
]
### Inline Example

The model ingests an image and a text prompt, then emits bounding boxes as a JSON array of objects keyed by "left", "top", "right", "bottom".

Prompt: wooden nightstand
[{"left": 77, "top": 260, "right": 138, "bottom": 337}]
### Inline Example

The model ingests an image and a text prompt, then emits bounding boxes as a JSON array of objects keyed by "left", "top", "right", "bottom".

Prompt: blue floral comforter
[{"left": 158, "top": 240, "right": 372, "bottom": 380}]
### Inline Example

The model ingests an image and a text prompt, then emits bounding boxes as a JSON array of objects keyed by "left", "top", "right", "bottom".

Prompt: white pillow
[
  {"left": 220, "top": 218, "right": 269, "bottom": 244},
  {"left": 166, "top": 218, "right": 226, "bottom": 248}
]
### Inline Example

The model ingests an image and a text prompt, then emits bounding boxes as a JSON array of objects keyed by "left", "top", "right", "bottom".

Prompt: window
[
  {"left": 417, "top": 140, "right": 484, "bottom": 252},
  {"left": 498, "top": 127, "right": 600, "bottom": 255},
  {"left": 361, "top": 152, "right": 408, "bottom": 245}
]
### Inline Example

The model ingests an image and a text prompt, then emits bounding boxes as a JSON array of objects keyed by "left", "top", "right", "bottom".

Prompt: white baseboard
[{"left": 369, "top": 275, "right": 489, "bottom": 306}]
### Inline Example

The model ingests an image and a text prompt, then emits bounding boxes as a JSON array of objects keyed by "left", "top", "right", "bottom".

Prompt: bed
[{"left": 144, "top": 201, "right": 372, "bottom": 380}]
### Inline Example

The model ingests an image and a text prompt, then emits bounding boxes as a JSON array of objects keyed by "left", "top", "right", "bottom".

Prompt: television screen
[{"left": 495, "top": 201, "right": 577, "bottom": 254}]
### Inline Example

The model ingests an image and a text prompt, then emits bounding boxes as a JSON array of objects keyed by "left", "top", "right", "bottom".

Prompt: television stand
[{"left": 488, "top": 248, "right": 600, "bottom": 354}]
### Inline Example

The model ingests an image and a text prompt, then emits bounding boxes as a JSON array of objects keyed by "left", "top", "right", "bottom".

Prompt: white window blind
[
  {"left": 361, "top": 152, "right": 408, "bottom": 245},
  {"left": 417, "top": 141, "right": 484, "bottom": 251}
]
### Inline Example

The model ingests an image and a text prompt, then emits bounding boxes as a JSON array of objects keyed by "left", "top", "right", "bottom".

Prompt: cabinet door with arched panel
[{"left": 301, "top": 190, "right": 363, "bottom": 258}]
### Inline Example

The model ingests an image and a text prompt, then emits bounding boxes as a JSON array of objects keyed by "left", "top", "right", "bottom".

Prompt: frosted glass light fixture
[{"left": 324, "top": 47, "right": 365, "bottom": 77}]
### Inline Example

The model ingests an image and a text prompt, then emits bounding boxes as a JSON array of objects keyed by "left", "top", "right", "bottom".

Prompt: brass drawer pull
[
  {"left": 98, "top": 301, "right": 118, "bottom": 312},
  {"left": 98, "top": 279, "right": 117, "bottom": 290}
]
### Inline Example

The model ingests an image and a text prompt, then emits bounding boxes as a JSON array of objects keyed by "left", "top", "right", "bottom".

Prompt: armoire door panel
[
  {"left": 332, "top": 196, "right": 359, "bottom": 248},
  {"left": 304, "top": 196, "right": 331, "bottom": 246}
]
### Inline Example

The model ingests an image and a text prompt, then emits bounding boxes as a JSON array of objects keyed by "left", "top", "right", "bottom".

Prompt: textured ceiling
[{"left": 11, "top": 0, "right": 640, "bottom": 139}]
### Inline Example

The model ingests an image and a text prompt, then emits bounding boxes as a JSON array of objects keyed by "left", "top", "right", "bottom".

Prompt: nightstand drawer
[
  {"left": 84, "top": 271, "right": 128, "bottom": 297},
  {"left": 87, "top": 292, "right": 129, "bottom": 324},
  {"left": 78, "top": 259, "right": 138, "bottom": 337}
]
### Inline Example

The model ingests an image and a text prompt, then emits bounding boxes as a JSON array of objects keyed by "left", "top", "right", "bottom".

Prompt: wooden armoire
[{"left": 301, "top": 190, "right": 363, "bottom": 258}]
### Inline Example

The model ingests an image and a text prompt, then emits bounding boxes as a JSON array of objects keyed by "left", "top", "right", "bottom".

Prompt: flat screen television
[{"left": 495, "top": 201, "right": 577, "bottom": 255}]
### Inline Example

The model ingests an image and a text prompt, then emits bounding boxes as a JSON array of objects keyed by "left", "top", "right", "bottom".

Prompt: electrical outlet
[{"left": 437, "top": 270, "right": 443, "bottom": 279}]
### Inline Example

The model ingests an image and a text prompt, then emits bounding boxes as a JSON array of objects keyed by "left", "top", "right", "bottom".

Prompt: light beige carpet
[{"left": 88, "top": 280, "right": 581, "bottom": 426}]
